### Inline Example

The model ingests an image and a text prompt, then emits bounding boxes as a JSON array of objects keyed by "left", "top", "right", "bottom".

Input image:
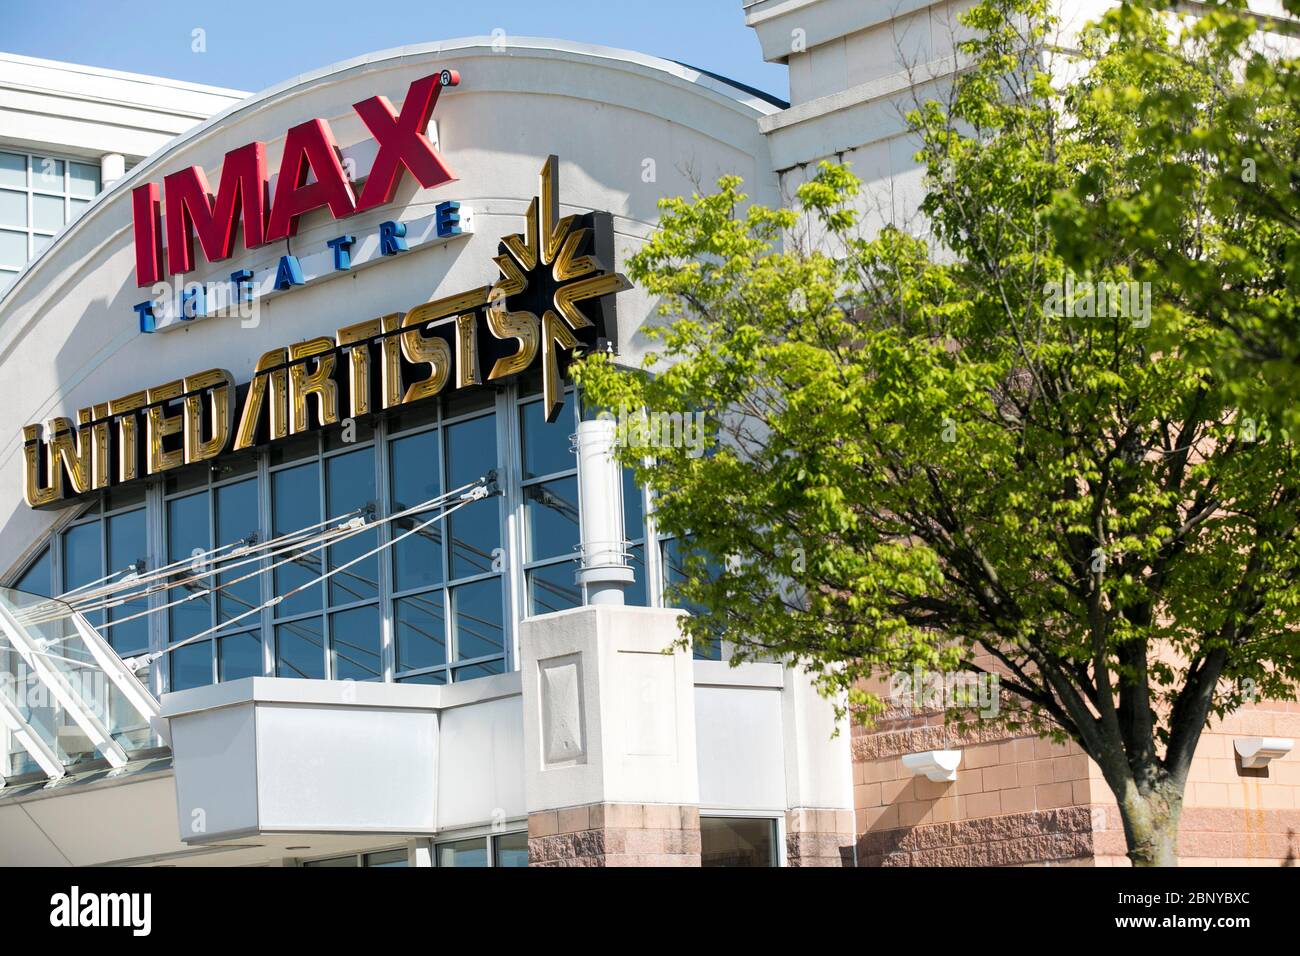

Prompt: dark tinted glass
[
  {"left": 450, "top": 577, "right": 503, "bottom": 661},
  {"left": 170, "top": 639, "right": 212, "bottom": 691},
  {"left": 662, "top": 537, "right": 722, "bottom": 660},
  {"left": 326, "top": 448, "right": 377, "bottom": 604},
  {"left": 520, "top": 399, "right": 573, "bottom": 479},
  {"left": 276, "top": 619, "right": 324, "bottom": 679},
  {"left": 330, "top": 604, "right": 381, "bottom": 681},
  {"left": 625, "top": 543, "right": 648, "bottom": 607},
  {"left": 623, "top": 468, "right": 644, "bottom": 540},
  {"left": 13, "top": 548, "right": 51, "bottom": 596},
  {"left": 394, "top": 593, "right": 445, "bottom": 672},
  {"left": 272, "top": 462, "right": 322, "bottom": 618},
  {"left": 700, "top": 817, "right": 777, "bottom": 867},
  {"left": 523, "top": 477, "right": 579, "bottom": 563},
  {"left": 62, "top": 520, "right": 102, "bottom": 626},
  {"left": 215, "top": 479, "right": 259, "bottom": 628},
  {"left": 106, "top": 509, "right": 148, "bottom": 655},
  {"left": 452, "top": 659, "right": 505, "bottom": 682},
  {"left": 219, "top": 632, "right": 262, "bottom": 681},
  {"left": 389, "top": 429, "right": 443, "bottom": 591},
  {"left": 528, "top": 561, "right": 581, "bottom": 616},
  {"left": 168, "top": 493, "right": 209, "bottom": 642},
  {"left": 445, "top": 415, "right": 498, "bottom": 579},
  {"left": 397, "top": 670, "right": 446, "bottom": 685}
]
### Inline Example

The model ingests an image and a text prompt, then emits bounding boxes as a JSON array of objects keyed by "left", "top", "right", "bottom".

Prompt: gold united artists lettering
[
  {"left": 22, "top": 287, "right": 495, "bottom": 508},
  {"left": 23, "top": 155, "right": 630, "bottom": 509}
]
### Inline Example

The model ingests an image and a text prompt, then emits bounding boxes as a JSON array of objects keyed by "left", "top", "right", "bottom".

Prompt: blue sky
[{"left": 0, "top": 0, "right": 787, "bottom": 100}]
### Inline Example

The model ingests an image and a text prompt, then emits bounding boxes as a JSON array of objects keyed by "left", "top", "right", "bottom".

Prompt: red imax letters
[
  {"left": 132, "top": 69, "right": 459, "bottom": 287},
  {"left": 264, "top": 119, "right": 355, "bottom": 242},
  {"left": 164, "top": 141, "right": 267, "bottom": 275},
  {"left": 353, "top": 70, "right": 456, "bottom": 212}
]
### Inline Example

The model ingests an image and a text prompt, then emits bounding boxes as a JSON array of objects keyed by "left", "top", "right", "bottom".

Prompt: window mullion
[
  {"left": 375, "top": 414, "right": 395, "bottom": 683},
  {"left": 208, "top": 475, "right": 219, "bottom": 685},
  {"left": 498, "top": 384, "right": 522, "bottom": 673}
]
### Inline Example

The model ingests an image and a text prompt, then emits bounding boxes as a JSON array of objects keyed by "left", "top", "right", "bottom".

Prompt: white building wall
[{"left": 0, "top": 52, "right": 248, "bottom": 161}]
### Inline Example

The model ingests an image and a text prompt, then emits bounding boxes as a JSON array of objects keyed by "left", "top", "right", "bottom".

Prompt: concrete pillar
[
  {"left": 406, "top": 838, "right": 433, "bottom": 867},
  {"left": 520, "top": 604, "right": 701, "bottom": 866},
  {"left": 574, "top": 418, "right": 633, "bottom": 605},
  {"left": 100, "top": 153, "right": 126, "bottom": 190},
  {"left": 781, "top": 664, "right": 856, "bottom": 866}
]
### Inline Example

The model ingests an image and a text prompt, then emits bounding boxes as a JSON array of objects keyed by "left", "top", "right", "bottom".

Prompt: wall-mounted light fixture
[
  {"left": 1234, "top": 737, "right": 1294, "bottom": 770},
  {"left": 901, "top": 749, "right": 962, "bottom": 782}
]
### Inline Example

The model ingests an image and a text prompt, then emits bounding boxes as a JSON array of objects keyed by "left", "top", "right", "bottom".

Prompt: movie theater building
[
  {"left": 0, "top": 34, "right": 863, "bottom": 868},
  {"left": 2, "top": 0, "right": 1298, "bottom": 869}
]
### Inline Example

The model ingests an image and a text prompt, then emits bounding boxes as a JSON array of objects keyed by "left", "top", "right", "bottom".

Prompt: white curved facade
[{"left": 0, "top": 36, "right": 853, "bottom": 868}]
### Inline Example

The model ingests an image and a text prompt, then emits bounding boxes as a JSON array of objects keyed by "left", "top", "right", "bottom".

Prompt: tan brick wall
[
  {"left": 528, "top": 803, "right": 701, "bottom": 867},
  {"left": 1082, "top": 704, "right": 1300, "bottom": 865},
  {"left": 786, "top": 808, "right": 855, "bottom": 866},
  {"left": 853, "top": 695, "right": 1300, "bottom": 866}
]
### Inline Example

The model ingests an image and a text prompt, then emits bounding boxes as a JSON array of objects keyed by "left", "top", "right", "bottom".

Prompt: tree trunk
[{"left": 1116, "top": 776, "right": 1184, "bottom": 866}]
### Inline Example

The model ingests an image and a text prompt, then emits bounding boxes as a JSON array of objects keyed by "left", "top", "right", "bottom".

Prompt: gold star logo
[{"left": 486, "top": 154, "right": 631, "bottom": 421}]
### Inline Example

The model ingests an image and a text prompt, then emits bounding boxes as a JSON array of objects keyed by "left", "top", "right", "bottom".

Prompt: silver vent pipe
[{"left": 574, "top": 418, "right": 634, "bottom": 605}]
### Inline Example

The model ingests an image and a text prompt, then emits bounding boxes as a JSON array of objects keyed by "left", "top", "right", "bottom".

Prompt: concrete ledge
[
  {"left": 161, "top": 671, "right": 521, "bottom": 718},
  {"left": 693, "top": 659, "right": 784, "bottom": 688}
]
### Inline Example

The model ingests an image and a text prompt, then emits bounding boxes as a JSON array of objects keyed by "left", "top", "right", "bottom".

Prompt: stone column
[
  {"left": 786, "top": 808, "right": 856, "bottom": 866},
  {"left": 528, "top": 803, "right": 701, "bottom": 867},
  {"left": 520, "top": 604, "right": 701, "bottom": 866},
  {"left": 781, "top": 664, "right": 856, "bottom": 866}
]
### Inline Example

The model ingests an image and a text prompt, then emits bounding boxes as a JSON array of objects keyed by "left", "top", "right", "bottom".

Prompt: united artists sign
[{"left": 22, "top": 144, "right": 630, "bottom": 508}]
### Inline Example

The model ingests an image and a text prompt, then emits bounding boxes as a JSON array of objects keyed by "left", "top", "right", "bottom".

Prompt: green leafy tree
[
  {"left": 1053, "top": 0, "right": 1300, "bottom": 434},
  {"left": 574, "top": 0, "right": 1300, "bottom": 866}
]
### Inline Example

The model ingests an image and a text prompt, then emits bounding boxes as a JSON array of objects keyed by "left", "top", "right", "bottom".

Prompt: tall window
[
  {"left": 165, "top": 454, "right": 263, "bottom": 691},
  {"left": 390, "top": 391, "right": 506, "bottom": 685},
  {"left": 623, "top": 467, "right": 649, "bottom": 607},
  {"left": 0, "top": 150, "right": 99, "bottom": 295},
  {"left": 270, "top": 429, "right": 382, "bottom": 682},
  {"left": 661, "top": 536, "right": 723, "bottom": 660},
  {"left": 519, "top": 382, "right": 582, "bottom": 616},
  {"left": 62, "top": 488, "right": 149, "bottom": 659}
]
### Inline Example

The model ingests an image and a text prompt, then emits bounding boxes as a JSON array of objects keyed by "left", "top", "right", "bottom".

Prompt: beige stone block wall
[
  {"left": 1081, "top": 703, "right": 1300, "bottom": 865},
  {"left": 786, "top": 808, "right": 856, "bottom": 866},
  {"left": 528, "top": 802, "right": 701, "bottom": 867},
  {"left": 853, "top": 691, "right": 1300, "bottom": 866}
]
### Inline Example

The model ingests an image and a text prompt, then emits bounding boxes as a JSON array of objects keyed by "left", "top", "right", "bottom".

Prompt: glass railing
[{"left": 0, "top": 585, "right": 161, "bottom": 780}]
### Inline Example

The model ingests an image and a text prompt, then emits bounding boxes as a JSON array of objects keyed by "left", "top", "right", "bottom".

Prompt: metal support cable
[{"left": 139, "top": 479, "right": 492, "bottom": 665}]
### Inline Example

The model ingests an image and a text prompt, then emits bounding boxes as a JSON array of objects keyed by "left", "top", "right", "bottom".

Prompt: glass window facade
[
  {"left": 0, "top": 149, "right": 100, "bottom": 296},
  {"left": 519, "top": 391, "right": 582, "bottom": 616},
  {"left": 294, "top": 832, "right": 525, "bottom": 868},
  {"left": 699, "top": 816, "right": 779, "bottom": 867},
  {"left": 3, "top": 376, "right": 702, "bottom": 704},
  {"left": 435, "top": 831, "right": 527, "bottom": 867},
  {"left": 301, "top": 847, "right": 409, "bottom": 867},
  {"left": 661, "top": 536, "right": 724, "bottom": 660}
]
